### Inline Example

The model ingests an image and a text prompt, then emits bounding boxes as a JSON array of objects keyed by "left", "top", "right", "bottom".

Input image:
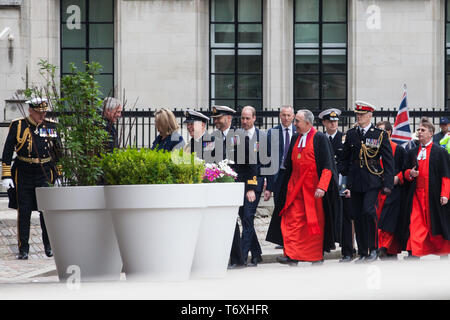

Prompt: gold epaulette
[
  {"left": 247, "top": 176, "right": 258, "bottom": 185},
  {"left": 1, "top": 163, "right": 11, "bottom": 178},
  {"left": 9, "top": 118, "right": 23, "bottom": 129}
]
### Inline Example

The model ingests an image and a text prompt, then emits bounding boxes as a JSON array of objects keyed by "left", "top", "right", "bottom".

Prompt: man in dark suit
[
  {"left": 319, "top": 108, "right": 353, "bottom": 262},
  {"left": 264, "top": 105, "right": 295, "bottom": 248},
  {"left": 342, "top": 101, "right": 394, "bottom": 263}
]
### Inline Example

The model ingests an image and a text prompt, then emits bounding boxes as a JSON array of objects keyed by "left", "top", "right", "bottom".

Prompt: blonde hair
[{"left": 155, "top": 108, "right": 179, "bottom": 136}]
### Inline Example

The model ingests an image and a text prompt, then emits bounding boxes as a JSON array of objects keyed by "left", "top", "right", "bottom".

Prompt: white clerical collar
[
  {"left": 421, "top": 140, "right": 433, "bottom": 148},
  {"left": 326, "top": 131, "right": 337, "bottom": 139},
  {"left": 245, "top": 126, "right": 256, "bottom": 139},
  {"left": 298, "top": 128, "right": 312, "bottom": 148}
]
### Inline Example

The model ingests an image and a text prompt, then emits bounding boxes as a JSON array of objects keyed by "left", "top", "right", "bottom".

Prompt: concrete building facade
[{"left": 0, "top": 0, "right": 448, "bottom": 123}]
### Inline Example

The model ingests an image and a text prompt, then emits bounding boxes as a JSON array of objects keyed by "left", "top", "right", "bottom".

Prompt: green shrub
[
  {"left": 101, "top": 148, "right": 205, "bottom": 185},
  {"left": 24, "top": 60, "right": 109, "bottom": 186}
]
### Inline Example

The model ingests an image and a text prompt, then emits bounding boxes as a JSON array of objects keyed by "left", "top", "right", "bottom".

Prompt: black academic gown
[
  {"left": 398, "top": 143, "right": 450, "bottom": 249},
  {"left": 273, "top": 132, "right": 342, "bottom": 252},
  {"left": 378, "top": 143, "right": 408, "bottom": 233}
]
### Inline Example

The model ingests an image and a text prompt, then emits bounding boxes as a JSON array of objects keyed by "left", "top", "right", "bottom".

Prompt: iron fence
[{"left": 114, "top": 107, "right": 450, "bottom": 149}]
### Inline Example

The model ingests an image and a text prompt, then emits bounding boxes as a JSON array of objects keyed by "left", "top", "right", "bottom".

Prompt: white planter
[
  {"left": 191, "top": 182, "right": 245, "bottom": 279},
  {"left": 35, "top": 186, "right": 122, "bottom": 282},
  {"left": 104, "top": 184, "right": 206, "bottom": 282}
]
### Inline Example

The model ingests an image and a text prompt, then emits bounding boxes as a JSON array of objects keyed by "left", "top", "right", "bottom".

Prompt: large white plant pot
[
  {"left": 191, "top": 182, "right": 245, "bottom": 279},
  {"left": 36, "top": 186, "right": 122, "bottom": 282},
  {"left": 104, "top": 184, "right": 206, "bottom": 282}
]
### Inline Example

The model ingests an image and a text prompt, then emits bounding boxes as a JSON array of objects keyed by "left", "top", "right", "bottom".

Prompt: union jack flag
[{"left": 391, "top": 85, "right": 412, "bottom": 148}]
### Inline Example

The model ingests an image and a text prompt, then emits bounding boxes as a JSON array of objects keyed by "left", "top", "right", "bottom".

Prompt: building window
[
  {"left": 294, "top": 0, "right": 347, "bottom": 110},
  {"left": 209, "top": 0, "right": 263, "bottom": 111},
  {"left": 60, "top": 0, "right": 114, "bottom": 97}
]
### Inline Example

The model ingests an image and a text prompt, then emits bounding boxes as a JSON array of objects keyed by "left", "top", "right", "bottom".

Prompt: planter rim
[
  {"left": 104, "top": 184, "right": 208, "bottom": 209},
  {"left": 36, "top": 185, "right": 106, "bottom": 211}
]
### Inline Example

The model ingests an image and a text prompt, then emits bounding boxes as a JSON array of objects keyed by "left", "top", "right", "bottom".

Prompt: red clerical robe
[
  {"left": 404, "top": 143, "right": 450, "bottom": 256},
  {"left": 376, "top": 141, "right": 402, "bottom": 254},
  {"left": 280, "top": 128, "right": 332, "bottom": 262}
]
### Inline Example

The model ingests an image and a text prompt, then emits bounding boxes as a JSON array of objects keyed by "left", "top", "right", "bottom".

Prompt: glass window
[
  {"left": 210, "top": 0, "right": 263, "bottom": 111},
  {"left": 294, "top": 0, "right": 347, "bottom": 110},
  {"left": 323, "top": 0, "right": 346, "bottom": 22},
  {"left": 61, "top": 0, "right": 114, "bottom": 98},
  {"left": 295, "top": 0, "right": 319, "bottom": 22},
  {"left": 212, "top": 0, "right": 234, "bottom": 22},
  {"left": 238, "top": 0, "right": 262, "bottom": 22}
]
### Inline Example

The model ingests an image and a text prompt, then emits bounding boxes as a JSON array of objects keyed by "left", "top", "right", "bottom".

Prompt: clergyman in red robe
[
  {"left": 400, "top": 120, "right": 450, "bottom": 258},
  {"left": 274, "top": 109, "right": 341, "bottom": 265}
]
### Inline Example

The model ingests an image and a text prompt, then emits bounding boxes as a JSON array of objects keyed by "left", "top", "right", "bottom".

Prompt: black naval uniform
[
  {"left": 1, "top": 116, "right": 59, "bottom": 258},
  {"left": 329, "top": 131, "right": 353, "bottom": 259},
  {"left": 189, "top": 132, "right": 215, "bottom": 162},
  {"left": 227, "top": 128, "right": 262, "bottom": 266},
  {"left": 342, "top": 124, "right": 394, "bottom": 260}
]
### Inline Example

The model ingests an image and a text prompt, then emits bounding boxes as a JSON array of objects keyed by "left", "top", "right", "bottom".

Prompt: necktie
[
  {"left": 329, "top": 135, "right": 333, "bottom": 143},
  {"left": 283, "top": 128, "right": 290, "bottom": 161}
]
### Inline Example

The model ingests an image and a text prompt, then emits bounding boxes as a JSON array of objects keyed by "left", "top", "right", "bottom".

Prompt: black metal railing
[{"left": 115, "top": 107, "right": 450, "bottom": 149}]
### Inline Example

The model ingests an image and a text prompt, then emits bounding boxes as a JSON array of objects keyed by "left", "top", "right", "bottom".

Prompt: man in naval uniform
[
  {"left": 184, "top": 109, "right": 214, "bottom": 162},
  {"left": 319, "top": 108, "right": 352, "bottom": 262},
  {"left": 341, "top": 101, "right": 394, "bottom": 263},
  {"left": 1, "top": 98, "right": 59, "bottom": 260}
]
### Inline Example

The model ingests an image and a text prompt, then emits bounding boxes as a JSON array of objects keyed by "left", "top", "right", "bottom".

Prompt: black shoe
[
  {"left": 378, "top": 247, "right": 388, "bottom": 259},
  {"left": 275, "top": 245, "right": 284, "bottom": 249},
  {"left": 354, "top": 255, "right": 367, "bottom": 264},
  {"left": 339, "top": 255, "right": 353, "bottom": 263},
  {"left": 18, "top": 252, "right": 28, "bottom": 260},
  {"left": 44, "top": 246, "right": 53, "bottom": 257},
  {"left": 246, "top": 256, "right": 261, "bottom": 267},
  {"left": 277, "top": 255, "right": 298, "bottom": 266},
  {"left": 227, "top": 263, "right": 246, "bottom": 270},
  {"left": 365, "top": 250, "right": 378, "bottom": 262}
]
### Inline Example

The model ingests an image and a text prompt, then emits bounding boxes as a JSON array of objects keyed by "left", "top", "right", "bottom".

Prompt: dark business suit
[{"left": 265, "top": 124, "right": 296, "bottom": 246}]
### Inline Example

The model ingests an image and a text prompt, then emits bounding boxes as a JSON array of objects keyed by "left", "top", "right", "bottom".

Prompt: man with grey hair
[
  {"left": 103, "top": 97, "right": 123, "bottom": 152},
  {"left": 274, "top": 109, "right": 340, "bottom": 266},
  {"left": 265, "top": 105, "right": 296, "bottom": 248}
]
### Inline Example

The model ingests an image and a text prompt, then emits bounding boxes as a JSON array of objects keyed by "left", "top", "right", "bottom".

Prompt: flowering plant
[{"left": 203, "top": 159, "right": 238, "bottom": 183}]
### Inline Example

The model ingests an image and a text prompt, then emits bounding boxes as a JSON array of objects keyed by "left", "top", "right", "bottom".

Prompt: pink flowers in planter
[{"left": 203, "top": 160, "right": 238, "bottom": 183}]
